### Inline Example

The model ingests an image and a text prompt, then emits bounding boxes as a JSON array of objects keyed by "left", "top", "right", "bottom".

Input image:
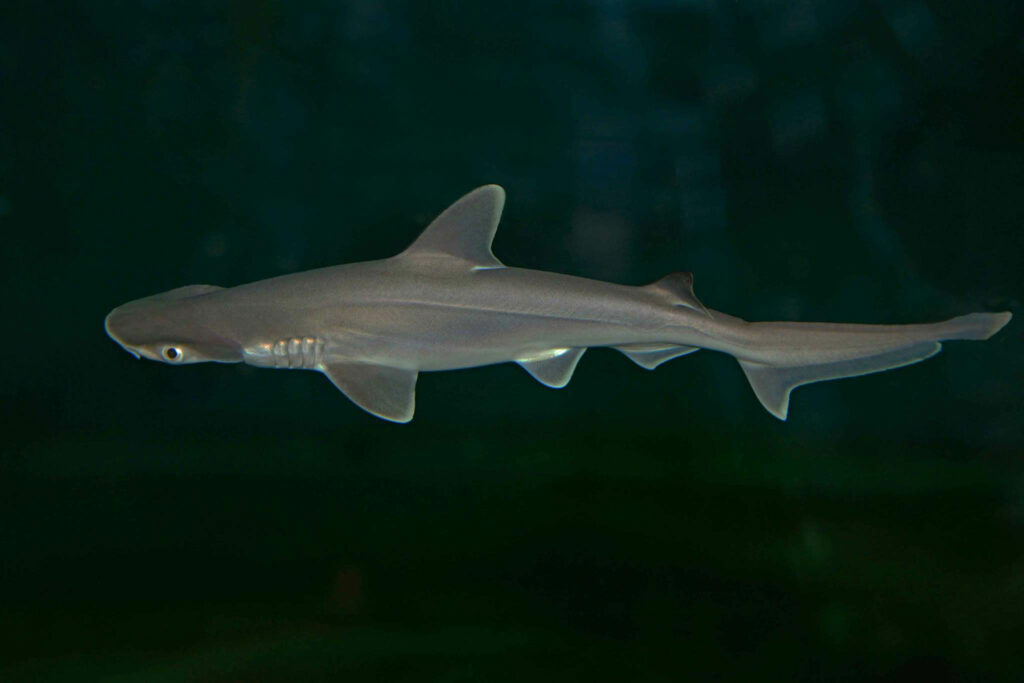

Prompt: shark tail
[{"left": 737, "top": 311, "right": 1011, "bottom": 420}]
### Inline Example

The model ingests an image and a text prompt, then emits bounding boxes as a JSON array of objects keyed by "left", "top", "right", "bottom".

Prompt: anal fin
[
  {"left": 517, "top": 347, "right": 586, "bottom": 388},
  {"left": 322, "top": 362, "right": 418, "bottom": 423},
  {"left": 615, "top": 343, "right": 699, "bottom": 370}
]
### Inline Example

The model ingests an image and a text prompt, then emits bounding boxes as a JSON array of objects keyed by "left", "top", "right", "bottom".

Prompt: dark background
[{"left": 3, "top": 1, "right": 1023, "bottom": 680}]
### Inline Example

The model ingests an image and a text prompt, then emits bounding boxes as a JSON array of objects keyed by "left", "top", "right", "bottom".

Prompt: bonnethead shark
[{"left": 105, "top": 185, "right": 1011, "bottom": 422}]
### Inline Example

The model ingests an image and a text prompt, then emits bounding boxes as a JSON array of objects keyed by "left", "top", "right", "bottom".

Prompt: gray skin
[{"left": 105, "top": 185, "right": 1011, "bottom": 422}]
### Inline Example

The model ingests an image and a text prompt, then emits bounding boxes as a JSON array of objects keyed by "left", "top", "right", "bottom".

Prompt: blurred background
[{"left": 2, "top": 0, "right": 1023, "bottom": 680}]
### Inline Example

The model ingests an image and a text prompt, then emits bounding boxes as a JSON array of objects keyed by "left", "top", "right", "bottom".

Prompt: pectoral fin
[{"left": 322, "top": 362, "right": 418, "bottom": 423}]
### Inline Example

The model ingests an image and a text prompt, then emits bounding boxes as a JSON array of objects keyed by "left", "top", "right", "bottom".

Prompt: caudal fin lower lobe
[{"left": 739, "top": 342, "right": 942, "bottom": 420}]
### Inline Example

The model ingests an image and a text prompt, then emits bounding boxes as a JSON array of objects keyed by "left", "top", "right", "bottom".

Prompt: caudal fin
[
  {"left": 940, "top": 311, "right": 1013, "bottom": 340},
  {"left": 738, "top": 311, "right": 1011, "bottom": 420}
]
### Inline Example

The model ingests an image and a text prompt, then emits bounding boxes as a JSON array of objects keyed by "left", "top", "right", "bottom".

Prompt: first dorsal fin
[
  {"left": 399, "top": 185, "right": 506, "bottom": 269},
  {"left": 643, "top": 271, "right": 709, "bottom": 316},
  {"left": 153, "top": 284, "right": 225, "bottom": 301}
]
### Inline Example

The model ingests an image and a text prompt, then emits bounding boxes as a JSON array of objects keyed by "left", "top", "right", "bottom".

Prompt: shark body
[{"left": 105, "top": 185, "right": 1011, "bottom": 422}]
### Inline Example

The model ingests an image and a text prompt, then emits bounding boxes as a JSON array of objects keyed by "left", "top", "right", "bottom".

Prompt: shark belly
[{"left": 322, "top": 300, "right": 669, "bottom": 371}]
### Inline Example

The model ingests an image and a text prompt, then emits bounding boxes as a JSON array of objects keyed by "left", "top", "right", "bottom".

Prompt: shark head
[{"left": 104, "top": 284, "right": 243, "bottom": 365}]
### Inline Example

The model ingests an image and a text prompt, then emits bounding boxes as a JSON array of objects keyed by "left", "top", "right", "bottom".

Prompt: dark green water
[{"left": 3, "top": 2, "right": 1023, "bottom": 680}]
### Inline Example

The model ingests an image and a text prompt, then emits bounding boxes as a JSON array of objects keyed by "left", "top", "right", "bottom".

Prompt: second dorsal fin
[
  {"left": 399, "top": 185, "right": 506, "bottom": 269},
  {"left": 643, "top": 271, "right": 709, "bottom": 316}
]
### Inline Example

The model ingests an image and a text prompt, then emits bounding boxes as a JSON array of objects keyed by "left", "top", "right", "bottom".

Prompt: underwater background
[{"left": 3, "top": 1, "right": 1023, "bottom": 680}]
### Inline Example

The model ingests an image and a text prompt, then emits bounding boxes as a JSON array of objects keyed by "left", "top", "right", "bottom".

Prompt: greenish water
[{"left": 3, "top": 1, "right": 1023, "bottom": 680}]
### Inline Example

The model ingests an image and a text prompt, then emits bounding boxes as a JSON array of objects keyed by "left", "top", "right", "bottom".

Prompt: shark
[{"left": 105, "top": 184, "right": 1011, "bottom": 423}]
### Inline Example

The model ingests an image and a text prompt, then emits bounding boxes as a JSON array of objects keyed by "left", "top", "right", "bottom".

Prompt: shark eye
[{"left": 163, "top": 346, "right": 184, "bottom": 362}]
